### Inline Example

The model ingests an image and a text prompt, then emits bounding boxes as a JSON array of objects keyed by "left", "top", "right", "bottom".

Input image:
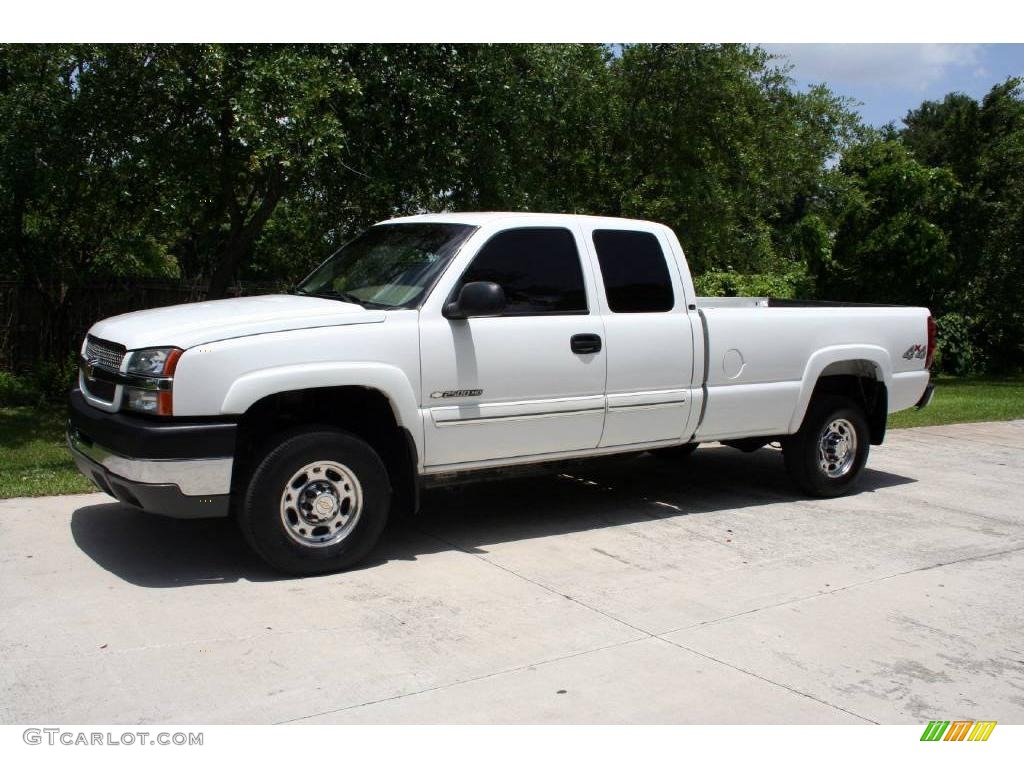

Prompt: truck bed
[{"left": 692, "top": 297, "right": 932, "bottom": 442}]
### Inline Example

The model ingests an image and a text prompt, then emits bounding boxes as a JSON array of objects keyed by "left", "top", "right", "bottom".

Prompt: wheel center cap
[
  {"left": 312, "top": 493, "right": 337, "bottom": 521},
  {"left": 826, "top": 433, "right": 847, "bottom": 458}
]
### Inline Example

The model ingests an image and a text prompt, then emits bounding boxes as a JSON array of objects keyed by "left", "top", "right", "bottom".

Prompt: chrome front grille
[
  {"left": 82, "top": 335, "right": 126, "bottom": 406},
  {"left": 85, "top": 335, "right": 126, "bottom": 372}
]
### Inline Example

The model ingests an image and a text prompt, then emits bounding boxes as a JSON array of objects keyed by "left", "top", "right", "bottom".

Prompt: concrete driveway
[{"left": 2, "top": 420, "right": 1023, "bottom": 724}]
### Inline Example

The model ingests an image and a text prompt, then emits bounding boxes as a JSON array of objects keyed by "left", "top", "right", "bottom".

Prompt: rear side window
[
  {"left": 592, "top": 229, "right": 675, "bottom": 313},
  {"left": 458, "top": 228, "right": 587, "bottom": 315}
]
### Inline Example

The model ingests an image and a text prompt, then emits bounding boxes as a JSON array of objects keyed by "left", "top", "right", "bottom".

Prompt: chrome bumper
[{"left": 67, "top": 428, "right": 232, "bottom": 497}]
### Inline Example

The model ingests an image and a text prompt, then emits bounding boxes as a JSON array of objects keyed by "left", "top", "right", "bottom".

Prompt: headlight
[
  {"left": 121, "top": 347, "right": 183, "bottom": 415},
  {"left": 125, "top": 347, "right": 182, "bottom": 377}
]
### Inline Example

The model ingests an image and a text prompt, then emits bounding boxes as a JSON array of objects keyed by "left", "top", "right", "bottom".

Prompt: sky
[{"left": 761, "top": 44, "right": 1024, "bottom": 127}]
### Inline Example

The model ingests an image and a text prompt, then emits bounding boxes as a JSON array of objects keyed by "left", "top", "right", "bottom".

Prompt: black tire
[
  {"left": 238, "top": 427, "right": 391, "bottom": 575},
  {"left": 652, "top": 442, "right": 700, "bottom": 461},
  {"left": 782, "top": 395, "right": 870, "bottom": 498}
]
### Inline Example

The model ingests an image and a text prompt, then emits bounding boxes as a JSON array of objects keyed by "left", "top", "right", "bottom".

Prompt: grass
[
  {"left": 1, "top": 375, "right": 1022, "bottom": 499},
  {"left": 0, "top": 406, "right": 96, "bottom": 498}
]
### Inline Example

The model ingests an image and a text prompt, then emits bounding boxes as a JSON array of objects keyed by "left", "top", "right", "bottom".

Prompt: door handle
[{"left": 570, "top": 333, "right": 602, "bottom": 355}]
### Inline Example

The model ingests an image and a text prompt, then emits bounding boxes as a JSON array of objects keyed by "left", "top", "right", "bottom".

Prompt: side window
[
  {"left": 458, "top": 228, "right": 587, "bottom": 315},
  {"left": 592, "top": 229, "right": 675, "bottom": 313}
]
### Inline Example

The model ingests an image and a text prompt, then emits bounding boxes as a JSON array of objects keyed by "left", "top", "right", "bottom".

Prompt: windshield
[{"left": 296, "top": 222, "right": 477, "bottom": 309}]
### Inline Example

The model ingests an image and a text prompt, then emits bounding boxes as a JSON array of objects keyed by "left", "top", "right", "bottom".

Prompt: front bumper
[{"left": 67, "top": 388, "right": 235, "bottom": 518}]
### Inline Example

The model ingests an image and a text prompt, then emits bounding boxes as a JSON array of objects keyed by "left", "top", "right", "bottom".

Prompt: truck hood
[{"left": 88, "top": 294, "right": 386, "bottom": 350}]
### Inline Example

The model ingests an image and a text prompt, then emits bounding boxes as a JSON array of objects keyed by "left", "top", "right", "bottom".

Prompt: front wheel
[
  {"left": 238, "top": 427, "right": 391, "bottom": 575},
  {"left": 782, "top": 395, "right": 870, "bottom": 498}
]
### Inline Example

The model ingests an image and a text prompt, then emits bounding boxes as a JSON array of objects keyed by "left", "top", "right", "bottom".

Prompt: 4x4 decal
[{"left": 903, "top": 344, "right": 927, "bottom": 360}]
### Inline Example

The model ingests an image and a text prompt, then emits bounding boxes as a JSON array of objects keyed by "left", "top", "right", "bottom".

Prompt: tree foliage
[
  {"left": 605, "top": 44, "right": 857, "bottom": 277},
  {"left": 895, "top": 78, "right": 1024, "bottom": 371},
  {"left": 822, "top": 136, "right": 958, "bottom": 308},
  {"left": 1, "top": 44, "right": 1022, "bottom": 373}
]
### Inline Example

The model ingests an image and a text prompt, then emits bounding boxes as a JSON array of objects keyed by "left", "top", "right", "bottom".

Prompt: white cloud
[{"left": 762, "top": 44, "right": 984, "bottom": 92}]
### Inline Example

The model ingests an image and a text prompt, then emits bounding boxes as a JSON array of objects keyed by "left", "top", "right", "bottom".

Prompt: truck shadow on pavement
[{"left": 70, "top": 445, "right": 916, "bottom": 588}]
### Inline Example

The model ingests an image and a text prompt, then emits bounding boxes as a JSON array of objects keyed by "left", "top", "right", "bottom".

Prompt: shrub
[
  {"left": 30, "top": 355, "right": 79, "bottom": 404},
  {"left": 933, "top": 312, "right": 978, "bottom": 376},
  {"left": 694, "top": 265, "right": 813, "bottom": 299},
  {"left": 0, "top": 355, "right": 77, "bottom": 407},
  {"left": 0, "top": 371, "right": 36, "bottom": 407}
]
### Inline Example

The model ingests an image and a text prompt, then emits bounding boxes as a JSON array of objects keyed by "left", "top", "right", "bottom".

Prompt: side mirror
[{"left": 443, "top": 281, "right": 506, "bottom": 319}]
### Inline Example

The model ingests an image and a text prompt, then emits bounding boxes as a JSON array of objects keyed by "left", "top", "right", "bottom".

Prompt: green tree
[
  {"left": 254, "top": 44, "right": 619, "bottom": 285},
  {"left": 0, "top": 44, "right": 179, "bottom": 366},
  {"left": 822, "top": 136, "right": 958, "bottom": 308},
  {"left": 973, "top": 79, "right": 1024, "bottom": 370},
  {"left": 442, "top": 44, "right": 615, "bottom": 213},
  {"left": 900, "top": 78, "right": 1024, "bottom": 371},
  {"left": 27, "top": 43, "right": 1021, "bottom": 376},
  {"left": 121, "top": 44, "right": 360, "bottom": 297},
  {"left": 0, "top": 45, "right": 176, "bottom": 287},
  {"left": 604, "top": 43, "right": 857, "bottom": 285}
]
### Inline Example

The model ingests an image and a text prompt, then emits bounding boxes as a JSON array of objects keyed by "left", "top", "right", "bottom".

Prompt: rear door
[
  {"left": 419, "top": 226, "right": 608, "bottom": 468},
  {"left": 582, "top": 225, "right": 697, "bottom": 447}
]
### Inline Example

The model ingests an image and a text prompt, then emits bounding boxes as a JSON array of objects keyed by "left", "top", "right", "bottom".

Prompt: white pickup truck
[{"left": 68, "top": 213, "right": 935, "bottom": 573}]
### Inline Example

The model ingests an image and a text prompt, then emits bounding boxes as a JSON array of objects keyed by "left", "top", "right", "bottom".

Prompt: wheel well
[
  {"left": 232, "top": 386, "right": 418, "bottom": 515},
  {"left": 811, "top": 362, "right": 888, "bottom": 445}
]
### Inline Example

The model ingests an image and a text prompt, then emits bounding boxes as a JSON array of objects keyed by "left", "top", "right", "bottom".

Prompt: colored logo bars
[{"left": 920, "top": 721, "right": 997, "bottom": 741}]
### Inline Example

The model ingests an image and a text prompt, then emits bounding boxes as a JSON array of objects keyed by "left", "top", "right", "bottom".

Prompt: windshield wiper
[{"left": 294, "top": 287, "right": 387, "bottom": 309}]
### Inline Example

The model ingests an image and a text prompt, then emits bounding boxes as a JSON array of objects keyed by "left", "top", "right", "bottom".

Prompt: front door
[{"left": 419, "top": 226, "right": 607, "bottom": 468}]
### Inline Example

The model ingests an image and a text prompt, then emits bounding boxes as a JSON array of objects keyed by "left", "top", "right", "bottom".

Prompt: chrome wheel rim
[
  {"left": 279, "top": 460, "right": 362, "bottom": 548},
  {"left": 818, "top": 418, "right": 858, "bottom": 479}
]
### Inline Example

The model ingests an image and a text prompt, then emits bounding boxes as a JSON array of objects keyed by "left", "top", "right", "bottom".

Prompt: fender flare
[
  {"left": 220, "top": 362, "right": 423, "bottom": 462},
  {"left": 787, "top": 345, "right": 893, "bottom": 434}
]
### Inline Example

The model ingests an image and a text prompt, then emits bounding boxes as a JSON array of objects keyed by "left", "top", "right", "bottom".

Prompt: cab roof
[{"left": 380, "top": 211, "right": 664, "bottom": 229}]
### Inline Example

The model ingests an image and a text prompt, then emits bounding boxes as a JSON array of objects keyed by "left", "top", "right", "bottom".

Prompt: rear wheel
[
  {"left": 782, "top": 395, "right": 869, "bottom": 498},
  {"left": 238, "top": 427, "right": 391, "bottom": 575}
]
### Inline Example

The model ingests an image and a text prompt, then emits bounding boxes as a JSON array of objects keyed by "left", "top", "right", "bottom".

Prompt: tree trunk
[{"left": 205, "top": 170, "right": 284, "bottom": 299}]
